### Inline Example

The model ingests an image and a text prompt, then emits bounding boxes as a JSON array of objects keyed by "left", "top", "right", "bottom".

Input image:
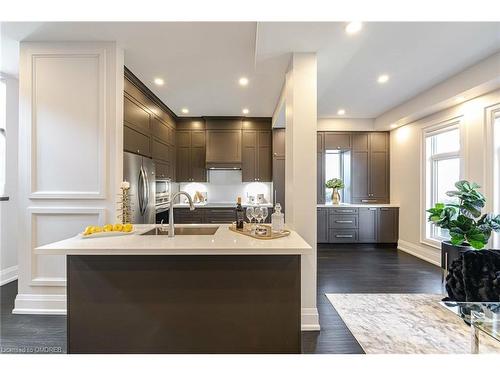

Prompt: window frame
[{"left": 420, "top": 116, "right": 465, "bottom": 249}]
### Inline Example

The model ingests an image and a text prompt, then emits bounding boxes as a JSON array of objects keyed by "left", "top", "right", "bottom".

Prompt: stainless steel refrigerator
[{"left": 123, "top": 152, "right": 156, "bottom": 224}]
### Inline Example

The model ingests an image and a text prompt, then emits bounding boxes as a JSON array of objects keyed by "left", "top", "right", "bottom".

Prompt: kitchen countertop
[
  {"left": 317, "top": 203, "right": 399, "bottom": 208},
  {"left": 35, "top": 224, "right": 311, "bottom": 256},
  {"left": 173, "top": 202, "right": 274, "bottom": 208}
]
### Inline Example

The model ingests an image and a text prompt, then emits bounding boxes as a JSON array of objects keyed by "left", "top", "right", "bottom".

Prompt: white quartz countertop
[
  {"left": 35, "top": 224, "right": 311, "bottom": 256},
  {"left": 173, "top": 202, "right": 273, "bottom": 208},
  {"left": 317, "top": 203, "right": 399, "bottom": 208}
]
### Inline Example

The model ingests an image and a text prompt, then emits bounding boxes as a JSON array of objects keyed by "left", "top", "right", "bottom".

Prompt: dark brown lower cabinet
[
  {"left": 165, "top": 207, "right": 273, "bottom": 224},
  {"left": 67, "top": 254, "right": 301, "bottom": 353},
  {"left": 358, "top": 207, "right": 377, "bottom": 242},
  {"left": 317, "top": 206, "right": 399, "bottom": 244}
]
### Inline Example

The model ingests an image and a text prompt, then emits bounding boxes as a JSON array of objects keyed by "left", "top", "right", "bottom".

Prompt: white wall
[
  {"left": 283, "top": 53, "right": 319, "bottom": 331},
  {"left": 0, "top": 75, "right": 19, "bottom": 286},
  {"left": 179, "top": 170, "right": 272, "bottom": 205},
  {"left": 13, "top": 42, "right": 124, "bottom": 314},
  {"left": 390, "top": 89, "right": 500, "bottom": 265},
  {"left": 317, "top": 118, "right": 374, "bottom": 132}
]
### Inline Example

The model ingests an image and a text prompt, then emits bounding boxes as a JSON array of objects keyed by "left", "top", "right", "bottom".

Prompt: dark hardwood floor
[{"left": 0, "top": 244, "right": 443, "bottom": 354}]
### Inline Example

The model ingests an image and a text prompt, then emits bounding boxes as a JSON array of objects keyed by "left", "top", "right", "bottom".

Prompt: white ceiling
[{"left": 2, "top": 22, "right": 499, "bottom": 118}]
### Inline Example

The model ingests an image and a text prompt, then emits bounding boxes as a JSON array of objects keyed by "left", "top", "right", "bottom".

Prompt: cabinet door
[
  {"left": 177, "top": 131, "right": 191, "bottom": 147},
  {"left": 370, "top": 151, "right": 389, "bottom": 201},
  {"left": 242, "top": 130, "right": 257, "bottom": 182},
  {"left": 273, "top": 129, "right": 285, "bottom": 157},
  {"left": 351, "top": 151, "right": 369, "bottom": 199},
  {"left": 151, "top": 117, "right": 170, "bottom": 144},
  {"left": 317, "top": 208, "right": 328, "bottom": 243},
  {"left": 191, "top": 130, "right": 206, "bottom": 148},
  {"left": 155, "top": 160, "right": 172, "bottom": 180},
  {"left": 124, "top": 96, "right": 150, "bottom": 134},
  {"left": 358, "top": 207, "right": 377, "bottom": 242},
  {"left": 152, "top": 139, "right": 171, "bottom": 163},
  {"left": 352, "top": 132, "right": 369, "bottom": 151},
  {"left": 124, "top": 125, "right": 151, "bottom": 157},
  {"left": 257, "top": 131, "right": 272, "bottom": 182},
  {"left": 205, "top": 209, "right": 236, "bottom": 224},
  {"left": 324, "top": 132, "right": 351, "bottom": 150},
  {"left": 176, "top": 147, "right": 191, "bottom": 182},
  {"left": 377, "top": 208, "right": 398, "bottom": 243},
  {"left": 206, "top": 130, "right": 241, "bottom": 163},
  {"left": 273, "top": 157, "right": 285, "bottom": 212},
  {"left": 191, "top": 147, "right": 207, "bottom": 182}
]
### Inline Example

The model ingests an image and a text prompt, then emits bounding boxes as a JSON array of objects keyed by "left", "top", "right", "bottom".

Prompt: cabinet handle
[
  {"left": 361, "top": 199, "right": 377, "bottom": 203},
  {"left": 338, "top": 209, "right": 354, "bottom": 213},
  {"left": 137, "top": 149, "right": 140, "bottom": 153},
  {"left": 274, "top": 189, "right": 277, "bottom": 204},
  {"left": 369, "top": 208, "right": 377, "bottom": 211},
  {"left": 336, "top": 234, "right": 353, "bottom": 238},
  {"left": 336, "top": 220, "right": 353, "bottom": 223}
]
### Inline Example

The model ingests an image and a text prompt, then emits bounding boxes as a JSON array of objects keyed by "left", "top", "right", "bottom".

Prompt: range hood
[{"left": 206, "top": 162, "right": 241, "bottom": 170}]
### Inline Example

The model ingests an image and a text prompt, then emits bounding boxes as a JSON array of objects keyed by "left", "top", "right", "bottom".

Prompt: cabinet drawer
[
  {"left": 124, "top": 125, "right": 151, "bottom": 157},
  {"left": 173, "top": 209, "right": 204, "bottom": 224},
  {"left": 330, "top": 207, "right": 358, "bottom": 214},
  {"left": 328, "top": 229, "right": 358, "bottom": 243},
  {"left": 329, "top": 214, "right": 358, "bottom": 229}
]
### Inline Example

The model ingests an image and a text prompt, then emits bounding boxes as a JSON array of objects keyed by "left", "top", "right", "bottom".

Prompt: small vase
[{"left": 332, "top": 189, "right": 341, "bottom": 205}]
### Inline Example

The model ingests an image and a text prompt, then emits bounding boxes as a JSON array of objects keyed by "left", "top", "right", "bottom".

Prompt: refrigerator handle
[
  {"left": 144, "top": 167, "right": 150, "bottom": 213},
  {"left": 138, "top": 167, "right": 145, "bottom": 216}
]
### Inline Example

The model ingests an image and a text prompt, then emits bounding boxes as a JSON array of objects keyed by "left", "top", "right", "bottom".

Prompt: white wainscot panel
[
  {"left": 30, "top": 208, "right": 104, "bottom": 286},
  {"left": 31, "top": 53, "right": 106, "bottom": 199}
]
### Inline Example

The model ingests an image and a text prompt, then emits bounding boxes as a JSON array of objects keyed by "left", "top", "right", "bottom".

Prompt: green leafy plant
[
  {"left": 325, "top": 178, "right": 344, "bottom": 190},
  {"left": 427, "top": 180, "right": 500, "bottom": 249}
]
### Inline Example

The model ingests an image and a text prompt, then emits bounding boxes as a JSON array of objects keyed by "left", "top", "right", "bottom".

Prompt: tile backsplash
[{"left": 177, "top": 170, "right": 272, "bottom": 204}]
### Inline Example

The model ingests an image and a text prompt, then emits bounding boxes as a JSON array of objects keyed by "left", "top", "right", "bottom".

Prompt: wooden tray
[{"left": 229, "top": 223, "right": 290, "bottom": 240}]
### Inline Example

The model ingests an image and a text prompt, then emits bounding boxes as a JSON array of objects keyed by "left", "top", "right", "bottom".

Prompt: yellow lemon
[
  {"left": 93, "top": 226, "right": 103, "bottom": 233},
  {"left": 83, "top": 226, "right": 93, "bottom": 236},
  {"left": 103, "top": 224, "right": 113, "bottom": 232},
  {"left": 122, "top": 223, "right": 133, "bottom": 232},
  {"left": 113, "top": 223, "right": 123, "bottom": 232}
]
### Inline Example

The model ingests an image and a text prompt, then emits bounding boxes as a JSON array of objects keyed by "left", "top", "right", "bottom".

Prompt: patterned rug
[{"left": 326, "top": 293, "right": 500, "bottom": 354}]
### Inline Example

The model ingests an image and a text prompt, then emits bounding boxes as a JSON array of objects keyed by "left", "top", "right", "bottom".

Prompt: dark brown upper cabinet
[
  {"left": 324, "top": 132, "right": 351, "bottom": 151},
  {"left": 351, "top": 132, "right": 389, "bottom": 204},
  {"left": 176, "top": 120, "right": 207, "bottom": 182},
  {"left": 123, "top": 69, "right": 177, "bottom": 179},
  {"left": 205, "top": 129, "right": 242, "bottom": 167},
  {"left": 241, "top": 120, "right": 272, "bottom": 182}
]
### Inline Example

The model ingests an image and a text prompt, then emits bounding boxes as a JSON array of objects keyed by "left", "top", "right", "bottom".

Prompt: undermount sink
[{"left": 141, "top": 226, "right": 219, "bottom": 236}]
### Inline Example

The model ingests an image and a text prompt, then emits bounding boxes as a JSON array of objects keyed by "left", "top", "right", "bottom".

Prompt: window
[
  {"left": 324, "top": 150, "right": 342, "bottom": 204},
  {"left": 423, "top": 120, "right": 462, "bottom": 244},
  {"left": 0, "top": 78, "right": 6, "bottom": 196}
]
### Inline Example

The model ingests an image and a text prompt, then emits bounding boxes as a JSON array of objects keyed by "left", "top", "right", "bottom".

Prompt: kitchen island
[{"left": 36, "top": 224, "right": 311, "bottom": 354}]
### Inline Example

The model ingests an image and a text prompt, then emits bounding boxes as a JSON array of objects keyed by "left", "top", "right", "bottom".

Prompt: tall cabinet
[
  {"left": 351, "top": 132, "right": 389, "bottom": 204},
  {"left": 242, "top": 119, "right": 272, "bottom": 182}
]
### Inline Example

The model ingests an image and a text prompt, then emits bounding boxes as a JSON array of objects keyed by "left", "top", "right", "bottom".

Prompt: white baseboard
[
  {"left": 13, "top": 293, "right": 66, "bottom": 315},
  {"left": 301, "top": 307, "right": 320, "bottom": 331},
  {"left": 397, "top": 239, "right": 440, "bottom": 266},
  {"left": 0, "top": 265, "right": 18, "bottom": 286}
]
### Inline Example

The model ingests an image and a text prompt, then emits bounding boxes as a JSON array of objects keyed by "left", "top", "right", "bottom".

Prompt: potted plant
[
  {"left": 427, "top": 180, "right": 500, "bottom": 301},
  {"left": 325, "top": 178, "right": 344, "bottom": 205}
]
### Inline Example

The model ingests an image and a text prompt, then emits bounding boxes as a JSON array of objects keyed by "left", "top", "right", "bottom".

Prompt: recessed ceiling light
[
  {"left": 242, "top": 108, "right": 249, "bottom": 115},
  {"left": 337, "top": 109, "right": 346, "bottom": 115},
  {"left": 154, "top": 78, "right": 164, "bottom": 86},
  {"left": 377, "top": 74, "right": 389, "bottom": 84},
  {"left": 239, "top": 77, "right": 249, "bottom": 86},
  {"left": 181, "top": 108, "right": 189, "bottom": 114},
  {"left": 345, "top": 22, "right": 363, "bottom": 34}
]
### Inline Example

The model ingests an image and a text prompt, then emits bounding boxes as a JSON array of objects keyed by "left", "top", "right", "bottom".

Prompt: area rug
[{"left": 326, "top": 293, "right": 500, "bottom": 354}]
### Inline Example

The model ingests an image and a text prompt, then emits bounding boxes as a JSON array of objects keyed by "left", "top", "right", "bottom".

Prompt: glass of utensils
[{"left": 246, "top": 206, "right": 255, "bottom": 231}]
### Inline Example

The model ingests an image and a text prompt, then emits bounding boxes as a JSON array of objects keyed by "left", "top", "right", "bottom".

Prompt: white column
[
  {"left": 284, "top": 53, "right": 319, "bottom": 330},
  {"left": 14, "top": 42, "right": 124, "bottom": 314}
]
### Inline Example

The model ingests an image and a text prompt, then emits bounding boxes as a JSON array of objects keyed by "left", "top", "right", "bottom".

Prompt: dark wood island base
[{"left": 67, "top": 255, "right": 301, "bottom": 354}]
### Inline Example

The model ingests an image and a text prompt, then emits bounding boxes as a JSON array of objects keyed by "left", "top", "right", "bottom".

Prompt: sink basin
[{"left": 141, "top": 226, "right": 219, "bottom": 236}]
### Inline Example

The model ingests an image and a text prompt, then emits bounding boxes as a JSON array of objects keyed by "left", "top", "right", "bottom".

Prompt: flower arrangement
[{"left": 325, "top": 178, "right": 345, "bottom": 190}]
